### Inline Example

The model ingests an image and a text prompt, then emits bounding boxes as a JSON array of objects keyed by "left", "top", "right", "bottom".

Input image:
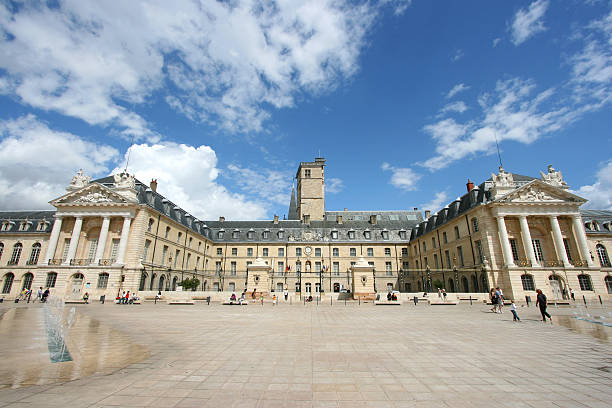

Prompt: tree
[{"left": 181, "top": 277, "right": 200, "bottom": 291}]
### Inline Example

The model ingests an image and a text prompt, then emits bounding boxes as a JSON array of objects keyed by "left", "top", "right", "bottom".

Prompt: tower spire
[{"left": 288, "top": 179, "right": 298, "bottom": 220}]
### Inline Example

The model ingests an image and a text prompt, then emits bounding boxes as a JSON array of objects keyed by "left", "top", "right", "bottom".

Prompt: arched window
[
  {"left": 596, "top": 244, "right": 610, "bottom": 267},
  {"left": 28, "top": 243, "right": 41, "bottom": 265},
  {"left": 0, "top": 242, "right": 4, "bottom": 260},
  {"left": 139, "top": 272, "right": 147, "bottom": 291},
  {"left": 448, "top": 278, "right": 455, "bottom": 293},
  {"left": 172, "top": 276, "right": 178, "bottom": 291},
  {"left": 147, "top": 218, "right": 154, "bottom": 232},
  {"left": 471, "top": 275, "right": 479, "bottom": 292},
  {"left": 461, "top": 276, "right": 469, "bottom": 292},
  {"left": 98, "top": 273, "right": 109, "bottom": 289},
  {"left": 578, "top": 274, "right": 593, "bottom": 291},
  {"left": 150, "top": 274, "right": 156, "bottom": 290},
  {"left": 9, "top": 243, "right": 22, "bottom": 265},
  {"left": 22, "top": 273, "right": 33, "bottom": 290},
  {"left": 417, "top": 281, "right": 422, "bottom": 291},
  {"left": 159, "top": 275, "right": 165, "bottom": 291},
  {"left": 605, "top": 276, "right": 612, "bottom": 294},
  {"left": 521, "top": 274, "right": 535, "bottom": 291},
  {"left": 2, "top": 273, "right": 14, "bottom": 294},
  {"left": 46, "top": 272, "right": 57, "bottom": 288},
  {"left": 480, "top": 273, "right": 489, "bottom": 293}
]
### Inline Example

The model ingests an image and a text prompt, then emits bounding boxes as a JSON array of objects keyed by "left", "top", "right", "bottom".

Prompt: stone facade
[{"left": 0, "top": 159, "right": 611, "bottom": 303}]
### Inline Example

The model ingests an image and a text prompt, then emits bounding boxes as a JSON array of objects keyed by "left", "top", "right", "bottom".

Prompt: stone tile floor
[{"left": 0, "top": 300, "right": 611, "bottom": 407}]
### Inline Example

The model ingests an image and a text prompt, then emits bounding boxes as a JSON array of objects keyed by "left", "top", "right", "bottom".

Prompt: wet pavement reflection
[
  {"left": 0, "top": 306, "right": 149, "bottom": 388},
  {"left": 552, "top": 314, "right": 612, "bottom": 342}
]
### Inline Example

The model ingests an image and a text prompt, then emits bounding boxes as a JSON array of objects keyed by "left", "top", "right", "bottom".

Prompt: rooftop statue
[
  {"left": 67, "top": 169, "right": 91, "bottom": 190},
  {"left": 113, "top": 171, "right": 136, "bottom": 190},
  {"left": 540, "top": 165, "right": 568, "bottom": 189},
  {"left": 491, "top": 166, "right": 514, "bottom": 188}
]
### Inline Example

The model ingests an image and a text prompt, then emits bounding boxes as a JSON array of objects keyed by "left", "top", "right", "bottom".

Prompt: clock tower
[{"left": 296, "top": 157, "right": 326, "bottom": 221}]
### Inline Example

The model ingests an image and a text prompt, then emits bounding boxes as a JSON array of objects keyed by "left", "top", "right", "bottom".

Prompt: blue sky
[{"left": 0, "top": 0, "right": 611, "bottom": 220}]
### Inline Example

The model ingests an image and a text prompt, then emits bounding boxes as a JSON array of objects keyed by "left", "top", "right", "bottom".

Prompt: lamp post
[
  {"left": 452, "top": 256, "right": 458, "bottom": 293},
  {"left": 426, "top": 266, "right": 431, "bottom": 292}
]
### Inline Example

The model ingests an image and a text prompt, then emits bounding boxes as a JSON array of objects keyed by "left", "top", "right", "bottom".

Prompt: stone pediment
[
  {"left": 496, "top": 180, "right": 586, "bottom": 204},
  {"left": 51, "top": 183, "right": 131, "bottom": 206}
]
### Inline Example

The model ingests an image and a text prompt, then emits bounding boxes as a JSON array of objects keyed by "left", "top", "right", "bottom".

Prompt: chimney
[
  {"left": 370, "top": 214, "right": 377, "bottom": 225},
  {"left": 219, "top": 216, "right": 225, "bottom": 222},
  {"left": 413, "top": 207, "right": 418, "bottom": 211},
  {"left": 150, "top": 179, "right": 158, "bottom": 192},
  {"left": 302, "top": 214, "right": 310, "bottom": 225},
  {"left": 466, "top": 179, "right": 474, "bottom": 192},
  {"left": 344, "top": 208, "right": 348, "bottom": 211},
  {"left": 337, "top": 215, "right": 343, "bottom": 224},
  {"left": 424, "top": 210, "right": 431, "bottom": 219},
  {"left": 273, "top": 214, "right": 279, "bottom": 224}
]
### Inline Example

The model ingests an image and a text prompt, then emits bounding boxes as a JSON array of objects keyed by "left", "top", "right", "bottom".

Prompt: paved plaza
[{"left": 0, "top": 299, "right": 611, "bottom": 408}]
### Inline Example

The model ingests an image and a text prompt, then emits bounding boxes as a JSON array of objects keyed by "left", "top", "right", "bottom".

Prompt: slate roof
[
  {"left": 0, "top": 211, "right": 56, "bottom": 234},
  {"left": 580, "top": 209, "right": 612, "bottom": 234}
]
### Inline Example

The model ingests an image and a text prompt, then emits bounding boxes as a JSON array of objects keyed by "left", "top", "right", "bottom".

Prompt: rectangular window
[
  {"left": 563, "top": 239, "right": 573, "bottom": 262},
  {"left": 196, "top": 256, "right": 200, "bottom": 269},
  {"left": 216, "top": 248, "right": 222, "bottom": 256},
  {"left": 385, "top": 248, "right": 391, "bottom": 257},
  {"left": 472, "top": 218, "right": 479, "bottom": 232},
  {"left": 110, "top": 239, "right": 119, "bottom": 261},
  {"left": 263, "top": 230, "right": 269, "bottom": 239},
  {"left": 401, "top": 248, "right": 408, "bottom": 256},
  {"left": 382, "top": 231, "right": 389, "bottom": 240},
  {"left": 174, "top": 249, "right": 180, "bottom": 267},
  {"left": 367, "top": 248, "right": 374, "bottom": 257},
  {"left": 46, "top": 273, "right": 57, "bottom": 288},
  {"left": 262, "top": 248, "right": 268, "bottom": 257},
  {"left": 368, "top": 261, "right": 374, "bottom": 267},
  {"left": 350, "top": 261, "right": 356, "bottom": 267},
  {"left": 186, "top": 253, "right": 191, "bottom": 269},
  {"left": 161, "top": 245, "right": 168, "bottom": 264},
  {"left": 177, "top": 232, "right": 182, "bottom": 243},
  {"left": 315, "top": 248, "right": 321, "bottom": 257},
  {"left": 350, "top": 248, "right": 357, "bottom": 257},
  {"left": 277, "top": 261, "right": 284, "bottom": 274},
  {"left": 62, "top": 238, "right": 70, "bottom": 261},
  {"left": 230, "top": 261, "right": 236, "bottom": 275},
  {"left": 295, "top": 248, "right": 302, "bottom": 257},
  {"left": 402, "top": 261, "right": 409, "bottom": 270},
  {"left": 232, "top": 230, "right": 239, "bottom": 239},
  {"left": 188, "top": 237, "right": 192, "bottom": 248},
  {"left": 315, "top": 262, "right": 321, "bottom": 272},
  {"left": 443, "top": 232, "right": 448, "bottom": 244},
  {"left": 385, "top": 262, "right": 392, "bottom": 276},
  {"left": 331, "top": 230, "right": 338, "bottom": 239},
  {"left": 332, "top": 248, "right": 339, "bottom": 257},
  {"left": 165, "top": 227, "right": 170, "bottom": 239},
  {"left": 457, "top": 246, "right": 464, "bottom": 267},
  {"left": 423, "top": 242, "right": 427, "bottom": 252},
  {"left": 445, "top": 250, "right": 451, "bottom": 269},
  {"left": 305, "top": 169, "right": 311, "bottom": 178},
  {"left": 509, "top": 239, "right": 520, "bottom": 262},
  {"left": 454, "top": 226, "right": 460, "bottom": 240},
  {"left": 97, "top": 273, "right": 109, "bottom": 289},
  {"left": 247, "top": 248, "right": 253, "bottom": 257},
  {"left": 348, "top": 231, "right": 355, "bottom": 239},
  {"left": 143, "top": 240, "right": 151, "bottom": 262},
  {"left": 87, "top": 238, "right": 98, "bottom": 261},
  {"left": 333, "top": 262, "right": 339, "bottom": 275},
  {"left": 278, "top": 248, "right": 284, "bottom": 257},
  {"left": 532, "top": 239, "right": 544, "bottom": 262},
  {"left": 232, "top": 248, "right": 237, "bottom": 256},
  {"left": 434, "top": 254, "right": 439, "bottom": 268},
  {"left": 424, "top": 257, "right": 428, "bottom": 267},
  {"left": 432, "top": 237, "right": 436, "bottom": 249},
  {"left": 215, "top": 261, "right": 222, "bottom": 272},
  {"left": 399, "top": 230, "right": 407, "bottom": 239},
  {"left": 475, "top": 240, "right": 484, "bottom": 263}
]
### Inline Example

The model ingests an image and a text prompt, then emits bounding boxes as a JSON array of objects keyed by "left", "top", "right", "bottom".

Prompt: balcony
[
  {"left": 26, "top": 260, "right": 38, "bottom": 265},
  {"left": 48, "top": 259, "right": 63, "bottom": 265},
  {"left": 542, "top": 260, "right": 563, "bottom": 267},
  {"left": 7, "top": 260, "right": 18, "bottom": 265},
  {"left": 98, "top": 259, "right": 115, "bottom": 266},
  {"left": 70, "top": 258, "right": 92, "bottom": 266},
  {"left": 515, "top": 259, "right": 532, "bottom": 267},
  {"left": 570, "top": 259, "right": 589, "bottom": 267}
]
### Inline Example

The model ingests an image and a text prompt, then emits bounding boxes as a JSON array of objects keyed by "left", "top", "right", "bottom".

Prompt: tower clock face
[{"left": 304, "top": 246, "right": 312, "bottom": 255}]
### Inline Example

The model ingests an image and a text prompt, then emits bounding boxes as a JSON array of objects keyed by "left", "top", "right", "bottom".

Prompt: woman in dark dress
[{"left": 536, "top": 289, "right": 551, "bottom": 322}]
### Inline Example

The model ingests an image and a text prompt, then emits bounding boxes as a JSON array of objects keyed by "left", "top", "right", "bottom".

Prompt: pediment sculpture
[
  {"left": 74, "top": 191, "right": 114, "bottom": 204},
  {"left": 491, "top": 166, "right": 514, "bottom": 188},
  {"left": 540, "top": 165, "right": 568, "bottom": 189},
  {"left": 511, "top": 187, "right": 560, "bottom": 202},
  {"left": 67, "top": 169, "right": 91, "bottom": 191}
]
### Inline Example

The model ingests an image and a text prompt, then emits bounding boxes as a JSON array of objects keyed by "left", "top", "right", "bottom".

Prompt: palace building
[{"left": 0, "top": 158, "right": 611, "bottom": 302}]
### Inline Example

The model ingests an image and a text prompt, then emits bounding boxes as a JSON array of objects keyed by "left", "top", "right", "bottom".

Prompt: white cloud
[
  {"left": 510, "top": 0, "right": 549, "bottom": 46},
  {"left": 326, "top": 177, "right": 344, "bottom": 194},
  {"left": 577, "top": 160, "right": 612, "bottom": 210},
  {"left": 380, "top": 0, "right": 413, "bottom": 16},
  {"left": 225, "top": 164, "right": 291, "bottom": 206},
  {"left": 492, "top": 38, "right": 501, "bottom": 47},
  {"left": 420, "top": 192, "right": 449, "bottom": 214},
  {"left": 0, "top": 1, "right": 404, "bottom": 135},
  {"left": 381, "top": 162, "right": 421, "bottom": 191},
  {"left": 446, "top": 83, "right": 470, "bottom": 99},
  {"left": 0, "top": 115, "right": 119, "bottom": 209},
  {"left": 571, "top": 10, "right": 612, "bottom": 85},
  {"left": 451, "top": 49, "right": 464, "bottom": 62},
  {"left": 440, "top": 101, "right": 468, "bottom": 114},
  {"left": 114, "top": 143, "right": 268, "bottom": 221}
]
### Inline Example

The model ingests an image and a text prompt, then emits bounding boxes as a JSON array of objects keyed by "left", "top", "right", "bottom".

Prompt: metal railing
[
  {"left": 98, "top": 258, "right": 115, "bottom": 266},
  {"left": 70, "top": 258, "right": 92, "bottom": 266},
  {"left": 48, "top": 259, "right": 63, "bottom": 265}
]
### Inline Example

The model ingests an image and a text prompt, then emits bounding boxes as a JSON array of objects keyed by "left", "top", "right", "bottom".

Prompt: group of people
[
  {"left": 437, "top": 288, "right": 447, "bottom": 302},
  {"left": 490, "top": 286, "right": 552, "bottom": 323},
  {"left": 19, "top": 287, "right": 50, "bottom": 303},
  {"left": 387, "top": 291, "right": 398, "bottom": 301},
  {"left": 116, "top": 291, "right": 139, "bottom": 304},
  {"left": 229, "top": 292, "right": 247, "bottom": 305}
]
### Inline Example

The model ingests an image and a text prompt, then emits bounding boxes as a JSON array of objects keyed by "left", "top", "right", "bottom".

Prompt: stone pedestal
[
  {"left": 351, "top": 257, "right": 376, "bottom": 300},
  {"left": 246, "top": 258, "right": 271, "bottom": 297}
]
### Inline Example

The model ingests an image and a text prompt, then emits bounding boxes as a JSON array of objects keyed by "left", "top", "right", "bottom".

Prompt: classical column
[
  {"left": 94, "top": 216, "right": 111, "bottom": 264},
  {"left": 549, "top": 215, "right": 571, "bottom": 267},
  {"left": 64, "top": 216, "right": 83, "bottom": 264},
  {"left": 572, "top": 214, "right": 594, "bottom": 267},
  {"left": 518, "top": 215, "right": 539, "bottom": 267},
  {"left": 116, "top": 217, "right": 132, "bottom": 265},
  {"left": 43, "top": 216, "right": 63, "bottom": 264},
  {"left": 496, "top": 216, "right": 515, "bottom": 268}
]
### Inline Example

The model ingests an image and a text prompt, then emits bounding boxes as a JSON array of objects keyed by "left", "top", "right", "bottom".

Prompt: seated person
[
  {"left": 230, "top": 293, "right": 237, "bottom": 302},
  {"left": 392, "top": 293, "right": 397, "bottom": 301},
  {"left": 387, "top": 292, "right": 392, "bottom": 301}
]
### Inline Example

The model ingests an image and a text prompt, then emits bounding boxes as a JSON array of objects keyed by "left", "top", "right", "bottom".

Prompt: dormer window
[
  {"left": 278, "top": 230, "right": 284, "bottom": 239},
  {"left": 398, "top": 230, "right": 407, "bottom": 239},
  {"left": 247, "top": 229, "right": 255, "bottom": 240},
  {"left": 1, "top": 222, "right": 12, "bottom": 231},
  {"left": 217, "top": 230, "right": 225, "bottom": 239},
  {"left": 592, "top": 221, "right": 600, "bottom": 231},
  {"left": 232, "top": 230, "right": 239, "bottom": 239},
  {"left": 348, "top": 230, "right": 355, "bottom": 240},
  {"left": 364, "top": 230, "right": 371, "bottom": 240},
  {"left": 331, "top": 230, "right": 338, "bottom": 240},
  {"left": 381, "top": 230, "right": 389, "bottom": 240},
  {"left": 262, "top": 230, "right": 270, "bottom": 240}
]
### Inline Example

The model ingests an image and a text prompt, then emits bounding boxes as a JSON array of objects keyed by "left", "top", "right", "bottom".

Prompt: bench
[
  {"left": 65, "top": 300, "right": 88, "bottom": 304},
  {"left": 429, "top": 301, "right": 458, "bottom": 305},
  {"left": 167, "top": 301, "right": 194, "bottom": 305},
  {"left": 374, "top": 301, "right": 401, "bottom": 306},
  {"left": 222, "top": 301, "right": 248, "bottom": 306}
]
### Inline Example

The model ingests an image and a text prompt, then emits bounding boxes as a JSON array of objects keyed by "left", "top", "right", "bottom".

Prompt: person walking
[
  {"left": 283, "top": 289, "right": 288, "bottom": 301},
  {"left": 570, "top": 288, "right": 575, "bottom": 302},
  {"left": 42, "top": 288, "right": 50, "bottom": 303},
  {"left": 125, "top": 291, "right": 130, "bottom": 304},
  {"left": 509, "top": 300, "right": 520, "bottom": 322},
  {"left": 490, "top": 288, "right": 498, "bottom": 313},
  {"left": 35, "top": 287, "right": 43, "bottom": 303},
  {"left": 272, "top": 294, "right": 277, "bottom": 306},
  {"left": 536, "top": 289, "right": 552, "bottom": 322},
  {"left": 497, "top": 287, "right": 504, "bottom": 313},
  {"left": 442, "top": 289, "right": 447, "bottom": 302}
]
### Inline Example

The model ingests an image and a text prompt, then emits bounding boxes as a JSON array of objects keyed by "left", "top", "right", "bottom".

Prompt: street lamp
[{"left": 426, "top": 266, "right": 431, "bottom": 292}]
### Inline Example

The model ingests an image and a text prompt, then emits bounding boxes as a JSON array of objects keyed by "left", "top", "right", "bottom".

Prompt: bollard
[
  {"left": 100, "top": 295, "right": 106, "bottom": 304},
  {"left": 469, "top": 296, "right": 472, "bottom": 306},
  {"left": 359, "top": 297, "right": 361, "bottom": 306},
  {"left": 206, "top": 296, "right": 210, "bottom": 305},
  {"left": 304, "top": 297, "right": 306, "bottom": 305},
  {"left": 599, "top": 295, "right": 603, "bottom": 305},
  {"left": 413, "top": 296, "right": 418, "bottom": 306},
  {"left": 525, "top": 295, "right": 530, "bottom": 307},
  {"left": 316, "top": 296, "right": 319, "bottom": 305},
  {"left": 583, "top": 295, "right": 587, "bottom": 307},
  {"left": 344, "top": 298, "right": 346, "bottom": 306},
  {"left": 330, "top": 297, "right": 332, "bottom": 306}
]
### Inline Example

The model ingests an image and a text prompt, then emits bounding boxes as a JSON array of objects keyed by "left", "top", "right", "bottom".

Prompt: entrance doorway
[
  {"left": 68, "top": 273, "right": 84, "bottom": 300},
  {"left": 548, "top": 275, "right": 565, "bottom": 299}
]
